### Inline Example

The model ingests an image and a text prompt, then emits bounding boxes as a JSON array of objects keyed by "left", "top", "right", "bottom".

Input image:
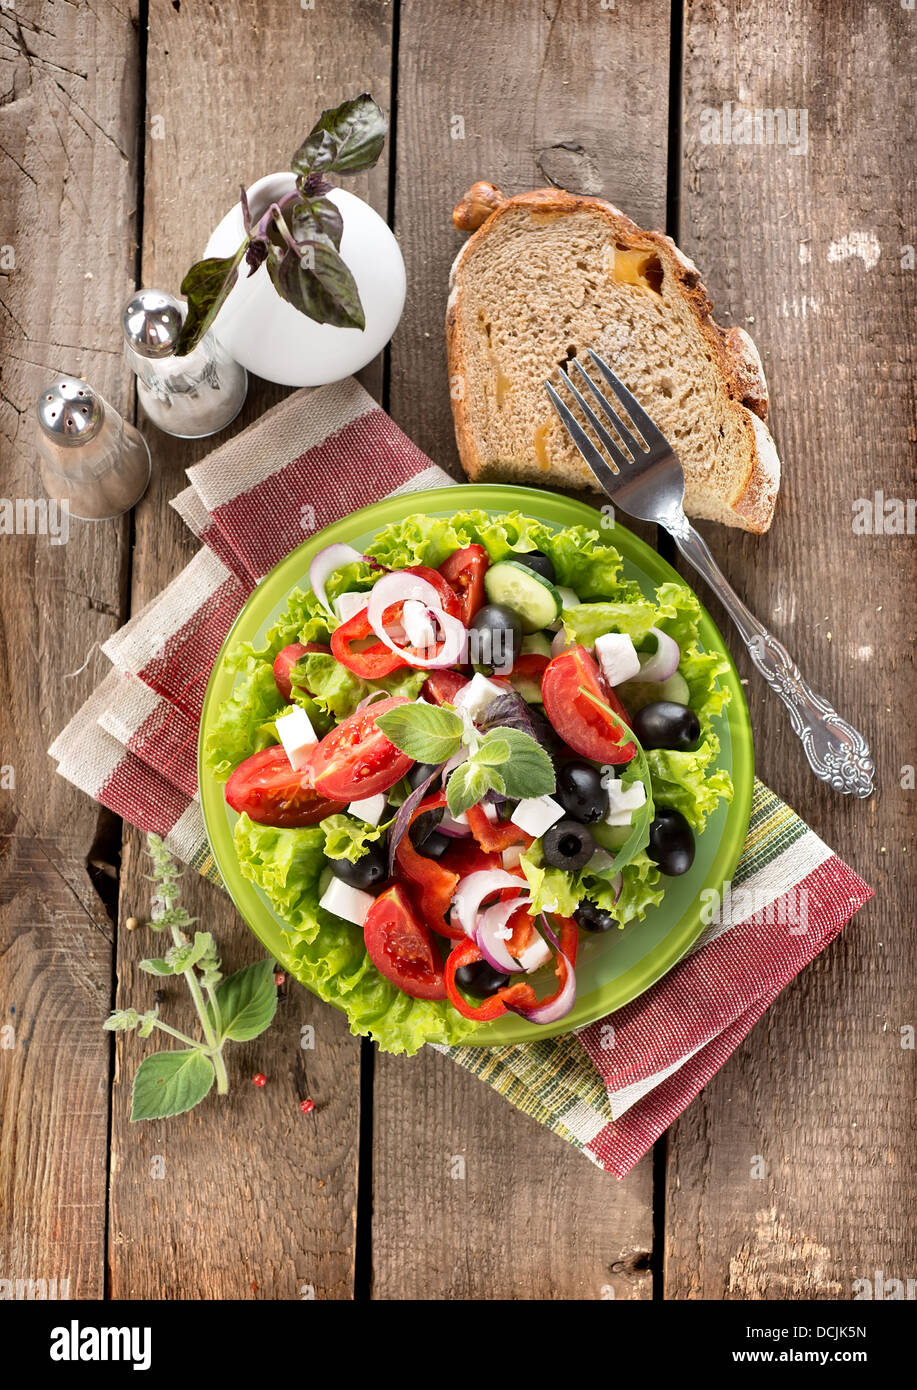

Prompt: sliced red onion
[
  {"left": 550, "top": 628, "right": 570, "bottom": 659},
  {"left": 309, "top": 543, "right": 366, "bottom": 616},
  {"left": 475, "top": 896, "right": 529, "bottom": 974},
  {"left": 451, "top": 869, "right": 526, "bottom": 938},
  {"left": 637, "top": 626, "right": 681, "bottom": 683},
  {"left": 366, "top": 572, "right": 467, "bottom": 668},
  {"left": 355, "top": 688, "right": 390, "bottom": 713},
  {"left": 507, "top": 913, "right": 577, "bottom": 1025}
]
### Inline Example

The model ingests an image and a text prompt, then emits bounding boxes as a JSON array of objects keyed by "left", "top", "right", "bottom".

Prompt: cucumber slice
[
  {"left": 546, "top": 585, "right": 580, "bottom": 631},
  {"left": 483, "top": 560, "right": 562, "bottom": 634},
  {"left": 591, "top": 820, "right": 631, "bottom": 851},
  {"left": 617, "top": 670, "right": 691, "bottom": 710},
  {"left": 521, "top": 631, "right": 553, "bottom": 657}
]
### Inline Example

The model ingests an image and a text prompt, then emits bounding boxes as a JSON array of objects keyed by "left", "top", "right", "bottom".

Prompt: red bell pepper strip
[
  {"left": 443, "top": 936, "right": 538, "bottom": 1021},
  {"left": 393, "top": 790, "right": 464, "bottom": 939},
  {"left": 330, "top": 608, "right": 408, "bottom": 679},
  {"left": 465, "top": 803, "right": 534, "bottom": 854}
]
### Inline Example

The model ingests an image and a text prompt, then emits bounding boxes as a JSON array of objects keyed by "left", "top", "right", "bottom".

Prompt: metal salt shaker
[
  {"left": 122, "top": 289, "right": 248, "bottom": 438},
  {"left": 35, "top": 377, "right": 151, "bottom": 520}
]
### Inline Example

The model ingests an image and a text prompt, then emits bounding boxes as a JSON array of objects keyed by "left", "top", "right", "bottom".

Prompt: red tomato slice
[
  {"left": 307, "top": 695, "right": 413, "bottom": 801},
  {"left": 225, "top": 746, "right": 346, "bottom": 828},
  {"left": 421, "top": 669, "right": 469, "bottom": 706},
  {"left": 272, "top": 641, "right": 331, "bottom": 702},
  {"left": 363, "top": 884, "right": 446, "bottom": 1000},
  {"left": 403, "top": 564, "right": 464, "bottom": 620},
  {"left": 438, "top": 544, "right": 489, "bottom": 624},
  {"left": 542, "top": 645, "right": 636, "bottom": 764}
]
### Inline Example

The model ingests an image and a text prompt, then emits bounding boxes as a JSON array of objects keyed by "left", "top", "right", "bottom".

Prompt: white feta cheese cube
[
  {"left": 319, "top": 876, "right": 376, "bottom": 927},
  {"left": 481, "top": 801, "right": 499, "bottom": 823},
  {"left": 501, "top": 844, "right": 524, "bottom": 869},
  {"left": 275, "top": 705, "right": 318, "bottom": 771},
  {"left": 402, "top": 598, "right": 438, "bottom": 652},
  {"left": 604, "top": 779, "right": 647, "bottom": 826},
  {"left": 517, "top": 933, "right": 552, "bottom": 972},
  {"left": 455, "top": 672, "right": 503, "bottom": 721},
  {"left": 510, "top": 794, "right": 565, "bottom": 839},
  {"left": 594, "top": 631, "right": 642, "bottom": 686},
  {"left": 347, "top": 793, "right": 387, "bottom": 826},
  {"left": 333, "top": 590, "right": 367, "bottom": 624}
]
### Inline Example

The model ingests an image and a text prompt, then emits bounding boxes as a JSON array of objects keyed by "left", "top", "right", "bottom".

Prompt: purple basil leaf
[
  {"left": 387, "top": 764, "right": 443, "bottom": 874},
  {"left": 245, "top": 237, "right": 269, "bottom": 276},
  {"left": 289, "top": 195, "right": 344, "bottom": 253},
  {"left": 291, "top": 94, "right": 387, "bottom": 177},
  {"left": 267, "top": 239, "right": 366, "bottom": 330},
  {"left": 240, "top": 185, "right": 252, "bottom": 234},
  {"left": 174, "top": 248, "right": 244, "bottom": 356},
  {"left": 299, "top": 170, "right": 332, "bottom": 198}
]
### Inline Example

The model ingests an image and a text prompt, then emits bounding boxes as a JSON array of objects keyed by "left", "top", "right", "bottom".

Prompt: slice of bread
[{"left": 446, "top": 184, "right": 780, "bottom": 533}]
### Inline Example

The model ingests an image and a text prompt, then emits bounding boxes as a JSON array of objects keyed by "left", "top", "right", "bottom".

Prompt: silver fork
[{"left": 546, "top": 350, "right": 874, "bottom": 798}]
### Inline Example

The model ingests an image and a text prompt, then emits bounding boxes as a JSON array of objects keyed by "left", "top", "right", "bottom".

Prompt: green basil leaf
[
  {"left": 289, "top": 195, "right": 344, "bottom": 252},
  {"left": 212, "top": 958, "right": 277, "bottom": 1043},
  {"left": 130, "top": 1050, "right": 215, "bottom": 1122},
  {"left": 267, "top": 241, "right": 366, "bottom": 330},
  {"left": 473, "top": 736, "right": 510, "bottom": 767},
  {"left": 174, "top": 247, "right": 245, "bottom": 356},
  {"left": 138, "top": 957, "right": 175, "bottom": 977},
  {"left": 446, "top": 761, "right": 489, "bottom": 817},
  {"left": 291, "top": 93, "right": 387, "bottom": 176},
  {"left": 376, "top": 703, "right": 464, "bottom": 764},
  {"left": 482, "top": 726, "right": 555, "bottom": 800}
]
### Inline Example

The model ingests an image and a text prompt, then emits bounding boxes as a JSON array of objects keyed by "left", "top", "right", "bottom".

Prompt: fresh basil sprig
[
  {"left": 174, "top": 93, "right": 387, "bottom": 356},
  {"left": 104, "top": 835, "right": 278, "bottom": 1121},
  {"left": 375, "top": 703, "right": 555, "bottom": 819}
]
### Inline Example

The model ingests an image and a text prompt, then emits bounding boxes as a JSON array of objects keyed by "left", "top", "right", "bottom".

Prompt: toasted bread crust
[{"left": 446, "top": 186, "right": 780, "bottom": 533}]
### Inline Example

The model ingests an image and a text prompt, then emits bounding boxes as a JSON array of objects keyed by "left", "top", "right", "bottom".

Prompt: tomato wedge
[
  {"left": 394, "top": 791, "right": 464, "bottom": 939},
  {"left": 421, "top": 669, "right": 468, "bottom": 706},
  {"left": 403, "top": 564, "right": 463, "bottom": 620},
  {"left": 438, "top": 544, "right": 489, "bottom": 625},
  {"left": 306, "top": 694, "right": 412, "bottom": 801},
  {"left": 225, "top": 745, "right": 346, "bottom": 828},
  {"left": 272, "top": 641, "right": 331, "bottom": 702},
  {"left": 363, "top": 885, "right": 446, "bottom": 1001},
  {"left": 465, "top": 803, "right": 534, "bottom": 854},
  {"left": 541, "top": 645, "right": 636, "bottom": 764}
]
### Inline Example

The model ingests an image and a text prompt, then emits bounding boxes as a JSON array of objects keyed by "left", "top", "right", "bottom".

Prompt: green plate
[{"left": 199, "top": 485, "right": 754, "bottom": 1047}]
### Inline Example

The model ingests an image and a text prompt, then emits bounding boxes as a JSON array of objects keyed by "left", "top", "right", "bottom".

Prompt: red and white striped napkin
[{"left": 49, "top": 378, "right": 873, "bottom": 1177}]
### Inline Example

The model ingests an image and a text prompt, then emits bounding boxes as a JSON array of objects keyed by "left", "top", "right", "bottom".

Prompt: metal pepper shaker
[
  {"left": 122, "top": 288, "right": 248, "bottom": 438},
  {"left": 35, "top": 377, "right": 151, "bottom": 520}
]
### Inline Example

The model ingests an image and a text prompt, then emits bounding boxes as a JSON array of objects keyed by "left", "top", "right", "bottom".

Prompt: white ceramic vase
[{"left": 203, "top": 172, "right": 406, "bottom": 387}]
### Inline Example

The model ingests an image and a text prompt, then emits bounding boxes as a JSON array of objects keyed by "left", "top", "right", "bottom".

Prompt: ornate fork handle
[{"left": 668, "top": 514, "right": 875, "bottom": 798}]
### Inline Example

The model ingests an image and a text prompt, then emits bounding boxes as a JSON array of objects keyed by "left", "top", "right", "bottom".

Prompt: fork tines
[{"left": 546, "top": 350, "right": 666, "bottom": 473}]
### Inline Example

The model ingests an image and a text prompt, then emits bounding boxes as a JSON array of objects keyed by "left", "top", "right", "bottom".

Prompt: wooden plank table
[{"left": 1, "top": 0, "right": 913, "bottom": 1301}]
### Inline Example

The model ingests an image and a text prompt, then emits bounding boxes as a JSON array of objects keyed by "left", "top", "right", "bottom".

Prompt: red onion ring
[
  {"left": 437, "top": 812, "right": 473, "bottom": 838},
  {"left": 475, "top": 896, "right": 529, "bottom": 974},
  {"left": 355, "top": 688, "right": 390, "bottom": 712},
  {"left": 451, "top": 869, "right": 527, "bottom": 938},
  {"left": 308, "top": 542, "right": 366, "bottom": 615},
  {"left": 637, "top": 626, "right": 681, "bottom": 683},
  {"left": 366, "top": 572, "right": 467, "bottom": 668},
  {"left": 507, "top": 912, "right": 577, "bottom": 1025},
  {"left": 550, "top": 628, "right": 570, "bottom": 659}
]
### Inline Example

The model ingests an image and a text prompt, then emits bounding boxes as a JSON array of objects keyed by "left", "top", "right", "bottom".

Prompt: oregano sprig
[
  {"left": 104, "top": 834, "right": 278, "bottom": 1121},
  {"left": 174, "top": 93, "right": 387, "bottom": 356}
]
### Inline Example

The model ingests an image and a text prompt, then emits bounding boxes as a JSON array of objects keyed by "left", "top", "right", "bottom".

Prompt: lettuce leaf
[
  {"left": 321, "top": 812, "right": 388, "bottom": 863},
  {"left": 294, "top": 650, "right": 427, "bottom": 720},
  {"left": 562, "top": 599, "right": 659, "bottom": 649},
  {"left": 583, "top": 850, "right": 664, "bottom": 927},
  {"left": 518, "top": 840, "right": 585, "bottom": 917},
  {"left": 233, "top": 814, "right": 479, "bottom": 1054}
]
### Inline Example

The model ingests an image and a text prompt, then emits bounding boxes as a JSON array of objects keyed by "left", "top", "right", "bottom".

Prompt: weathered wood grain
[
  {"left": 0, "top": 0, "right": 141, "bottom": 1300},
  {"left": 664, "top": 0, "right": 917, "bottom": 1298},
  {"left": 372, "top": 0, "right": 673, "bottom": 1301},
  {"left": 107, "top": 0, "right": 393, "bottom": 1300}
]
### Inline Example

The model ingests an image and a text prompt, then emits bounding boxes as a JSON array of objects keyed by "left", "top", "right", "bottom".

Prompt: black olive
[
  {"left": 467, "top": 603, "right": 523, "bottom": 671},
  {"left": 455, "top": 960, "right": 510, "bottom": 997},
  {"left": 417, "top": 829, "right": 451, "bottom": 860},
  {"left": 556, "top": 759, "right": 606, "bottom": 823},
  {"left": 542, "top": 817, "right": 596, "bottom": 871},
  {"left": 574, "top": 898, "right": 617, "bottom": 933},
  {"left": 408, "top": 760, "right": 441, "bottom": 791},
  {"left": 513, "top": 549, "right": 556, "bottom": 583},
  {"left": 327, "top": 846, "right": 388, "bottom": 890},
  {"left": 632, "top": 701, "right": 701, "bottom": 752},
  {"left": 647, "top": 807, "right": 695, "bottom": 876}
]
